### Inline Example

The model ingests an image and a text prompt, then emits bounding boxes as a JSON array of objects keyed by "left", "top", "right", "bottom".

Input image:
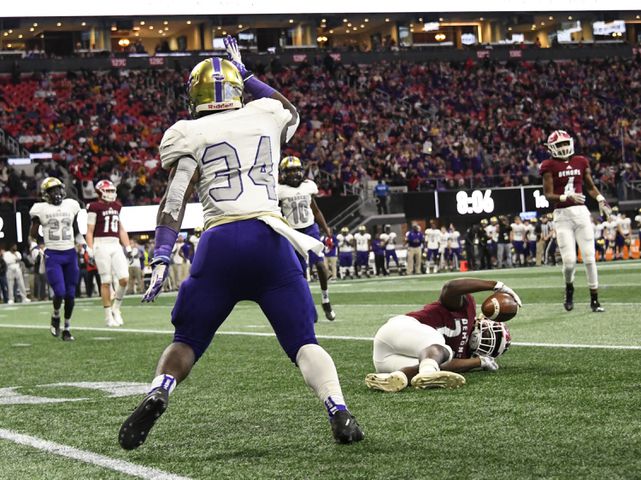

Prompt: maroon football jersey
[
  {"left": 539, "top": 155, "right": 590, "bottom": 209},
  {"left": 87, "top": 200, "right": 122, "bottom": 238},
  {"left": 406, "top": 294, "right": 477, "bottom": 359}
]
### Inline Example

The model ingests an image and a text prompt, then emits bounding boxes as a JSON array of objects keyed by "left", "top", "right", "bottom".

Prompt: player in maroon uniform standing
[
  {"left": 86, "top": 180, "right": 133, "bottom": 327},
  {"left": 539, "top": 130, "right": 610, "bottom": 313},
  {"left": 365, "top": 278, "right": 519, "bottom": 392}
]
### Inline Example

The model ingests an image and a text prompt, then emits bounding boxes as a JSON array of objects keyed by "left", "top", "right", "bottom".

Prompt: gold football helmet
[
  {"left": 187, "top": 58, "right": 244, "bottom": 117},
  {"left": 41, "top": 177, "right": 66, "bottom": 205}
]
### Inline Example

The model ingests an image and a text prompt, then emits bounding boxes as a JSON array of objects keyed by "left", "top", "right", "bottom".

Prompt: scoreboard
[{"left": 404, "top": 185, "right": 598, "bottom": 223}]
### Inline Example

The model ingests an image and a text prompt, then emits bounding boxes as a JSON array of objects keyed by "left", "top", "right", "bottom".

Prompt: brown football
[{"left": 481, "top": 292, "right": 519, "bottom": 322}]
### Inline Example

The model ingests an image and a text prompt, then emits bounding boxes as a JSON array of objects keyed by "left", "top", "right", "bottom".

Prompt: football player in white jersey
[
  {"left": 119, "top": 39, "right": 363, "bottom": 450},
  {"left": 510, "top": 216, "right": 527, "bottom": 267},
  {"left": 437, "top": 226, "right": 449, "bottom": 271},
  {"left": 616, "top": 212, "right": 632, "bottom": 259},
  {"left": 353, "top": 225, "right": 371, "bottom": 278},
  {"left": 524, "top": 219, "right": 537, "bottom": 266},
  {"left": 336, "top": 227, "right": 355, "bottom": 279},
  {"left": 379, "top": 224, "right": 400, "bottom": 273},
  {"left": 29, "top": 177, "right": 83, "bottom": 341},
  {"left": 602, "top": 216, "right": 618, "bottom": 257},
  {"left": 593, "top": 217, "right": 606, "bottom": 262},
  {"left": 278, "top": 156, "right": 336, "bottom": 321},
  {"left": 448, "top": 224, "right": 462, "bottom": 271},
  {"left": 424, "top": 220, "right": 440, "bottom": 273}
]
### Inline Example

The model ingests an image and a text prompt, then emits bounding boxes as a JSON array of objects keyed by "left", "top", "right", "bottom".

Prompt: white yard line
[
  {"left": 0, "top": 323, "right": 640, "bottom": 350},
  {"left": 0, "top": 428, "right": 191, "bottom": 480}
]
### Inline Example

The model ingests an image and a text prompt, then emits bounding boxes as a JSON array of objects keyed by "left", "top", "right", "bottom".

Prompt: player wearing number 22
[
  {"left": 278, "top": 156, "right": 336, "bottom": 321},
  {"left": 118, "top": 37, "right": 363, "bottom": 451},
  {"left": 540, "top": 130, "right": 610, "bottom": 313},
  {"left": 29, "top": 177, "right": 84, "bottom": 341},
  {"left": 86, "top": 180, "right": 133, "bottom": 328}
]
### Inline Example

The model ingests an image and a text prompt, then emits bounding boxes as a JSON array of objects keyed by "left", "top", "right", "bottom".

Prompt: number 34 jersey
[
  {"left": 29, "top": 198, "right": 80, "bottom": 251},
  {"left": 277, "top": 180, "right": 318, "bottom": 229},
  {"left": 159, "top": 98, "right": 294, "bottom": 226},
  {"left": 539, "top": 155, "right": 589, "bottom": 209}
]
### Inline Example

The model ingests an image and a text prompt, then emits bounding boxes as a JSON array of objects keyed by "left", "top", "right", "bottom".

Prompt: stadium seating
[{"left": 0, "top": 57, "right": 639, "bottom": 203}]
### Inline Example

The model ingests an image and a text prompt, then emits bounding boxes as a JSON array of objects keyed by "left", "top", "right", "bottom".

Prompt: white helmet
[
  {"left": 545, "top": 130, "right": 574, "bottom": 159},
  {"left": 95, "top": 179, "right": 117, "bottom": 203},
  {"left": 469, "top": 317, "right": 511, "bottom": 358}
]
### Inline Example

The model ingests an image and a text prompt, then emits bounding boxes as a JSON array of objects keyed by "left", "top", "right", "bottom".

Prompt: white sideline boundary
[
  {"left": 0, "top": 428, "right": 191, "bottom": 480},
  {"left": 1, "top": 323, "right": 640, "bottom": 350}
]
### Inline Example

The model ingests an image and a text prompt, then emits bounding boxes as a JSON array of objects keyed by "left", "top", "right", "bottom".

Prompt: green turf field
[{"left": 0, "top": 262, "right": 640, "bottom": 479}]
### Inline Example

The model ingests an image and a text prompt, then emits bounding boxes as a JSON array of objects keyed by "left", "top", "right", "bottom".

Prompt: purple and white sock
[
  {"left": 149, "top": 374, "right": 177, "bottom": 395},
  {"left": 324, "top": 395, "right": 347, "bottom": 417}
]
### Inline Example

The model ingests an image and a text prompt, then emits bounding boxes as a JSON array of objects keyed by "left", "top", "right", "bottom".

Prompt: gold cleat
[
  {"left": 410, "top": 371, "right": 466, "bottom": 390},
  {"left": 365, "top": 371, "right": 408, "bottom": 392}
]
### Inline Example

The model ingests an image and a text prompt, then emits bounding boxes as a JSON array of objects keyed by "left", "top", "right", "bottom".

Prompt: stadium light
[
  {"left": 140, "top": 21, "right": 145, "bottom": 25},
  {"left": 81, "top": 22, "right": 86, "bottom": 26},
  {"left": 186, "top": 20, "right": 192, "bottom": 24},
  {"left": 347, "top": 22, "right": 352, "bottom": 27},
  {"left": 163, "top": 20, "right": 168, "bottom": 25},
  {"left": 385, "top": 18, "right": 390, "bottom": 22},
  {"left": 289, "top": 19, "right": 294, "bottom": 23}
]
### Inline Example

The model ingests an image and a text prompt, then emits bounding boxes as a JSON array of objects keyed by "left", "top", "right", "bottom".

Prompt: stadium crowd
[{"left": 1, "top": 56, "right": 640, "bottom": 203}]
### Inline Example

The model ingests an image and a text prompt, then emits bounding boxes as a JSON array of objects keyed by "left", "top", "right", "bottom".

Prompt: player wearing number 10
[
  {"left": 86, "top": 180, "right": 132, "bottom": 327},
  {"left": 29, "top": 177, "right": 83, "bottom": 341},
  {"left": 540, "top": 130, "right": 610, "bottom": 313},
  {"left": 118, "top": 37, "right": 363, "bottom": 450}
]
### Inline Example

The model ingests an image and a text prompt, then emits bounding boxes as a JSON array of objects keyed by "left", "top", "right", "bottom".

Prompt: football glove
[
  {"left": 567, "top": 193, "right": 586, "bottom": 205},
  {"left": 479, "top": 356, "right": 499, "bottom": 371},
  {"left": 596, "top": 195, "right": 611, "bottom": 218},
  {"left": 85, "top": 246, "right": 96, "bottom": 267},
  {"left": 493, "top": 281, "right": 523, "bottom": 308},
  {"left": 223, "top": 35, "right": 252, "bottom": 80},
  {"left": 125, "top": 245, "right": 134, "bottom": 260},
  {"left": 142, "top": 256, "right": 170, "bottom": 303}
]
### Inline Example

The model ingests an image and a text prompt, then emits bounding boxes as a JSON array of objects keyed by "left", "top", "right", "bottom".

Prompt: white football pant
[
  {"left": 553, "top": 205, "right": 598, "bottom": 289},
  {"left": 372, "top": 315, "right": 453, "bottom": 373},
  {"left": 94, "top": 237, "right": 129, "bottom": 284}
]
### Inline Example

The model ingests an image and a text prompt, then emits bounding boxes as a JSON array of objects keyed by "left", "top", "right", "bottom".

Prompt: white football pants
[
  {"left": 372, "top": 315, "right": 453, "bottom": 373},
  {"left": 553, "top": 205, "right": 598, "bottom": 289}
]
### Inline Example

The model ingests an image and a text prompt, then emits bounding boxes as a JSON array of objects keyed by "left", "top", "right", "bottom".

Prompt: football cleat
[
  {"left": 119, "top": 388, "right": 169, "bottom": 450},
  {"left": 61, "top": 330, "right": 75, "bottom": 342},
  {"left": 591, "top": 300, "right": 605, "bottom": 313},
  {"left": 113, "top": 309, "right": 124, "bottom": 326},
  {"left": 330, "top": 410, "right": 364, "bottom": 444},
  {"left": 322, "top": 302, "right": 336, "bottom": 321},
  {"left": 365, "top": 371, "right": 408, "bottom": 392},
  {"left": 50, "top": 315, "right": 60, "bottom": 337},
  {"left": 564, "top": 284, "right": 574, "bottom": 311},
  {"left": 410, "top": 371, "right": 466, "bottom": 390},
  {"left": 105, "top": 310, "right": 119, "bottom": 328}
]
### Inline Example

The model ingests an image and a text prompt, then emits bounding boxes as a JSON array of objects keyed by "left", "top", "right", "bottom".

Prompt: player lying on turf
[
  {"left": 365, "top": 278, "right": 519, "bottom": 392},
  {"left": 118, "top": 37, "right": 363, "bottom": 451}
]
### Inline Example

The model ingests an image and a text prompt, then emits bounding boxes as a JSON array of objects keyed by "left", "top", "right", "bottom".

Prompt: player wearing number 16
[
  {"left": 118, "top": 37, "right": 363, "bottom": 451},
  {"left": 540, "top": 130, "right": 610, "bottom": 313},
  {"left": 86, "top": 180, "right": 132, "bottom": 327},
  {"left": 29, "top": 177, "right": 84, "bottom": 341}
]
